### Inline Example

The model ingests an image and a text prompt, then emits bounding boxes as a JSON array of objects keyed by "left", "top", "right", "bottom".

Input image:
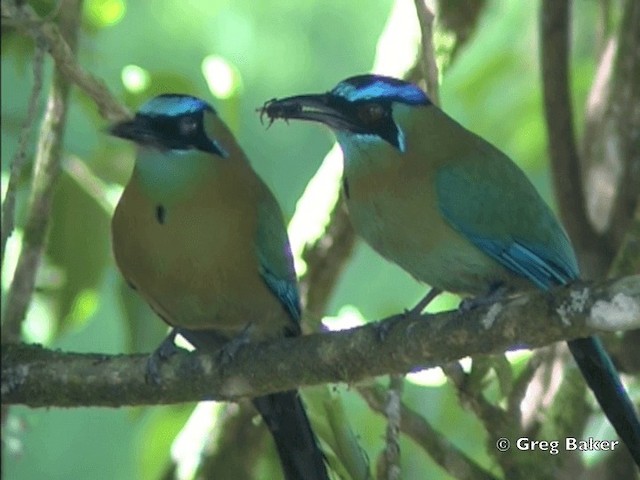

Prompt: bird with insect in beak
[{"left": 259, "top": 74, "right": 640, "bottom": 467}]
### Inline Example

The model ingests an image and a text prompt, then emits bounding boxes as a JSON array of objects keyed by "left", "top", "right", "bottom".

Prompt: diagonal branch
[
  {"left": 2, "top": 0, "right": 82, "bottom": 343},
  {"left": 1, "top": 0, "right": 130, "bottom": 122},
  {"left": 358, "top": 384, "right": 498, "bottom": 480},
  {"left": 0, "top": 34, "right": 46, "bottom": 270}
]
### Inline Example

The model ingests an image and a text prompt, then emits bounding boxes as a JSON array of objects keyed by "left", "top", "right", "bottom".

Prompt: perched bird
[
  {"left": 110, "top": 94, "right": 328, "bottom": 480},
  {"left": 260, "top": 74, "right": 640, "bottom": 466}
]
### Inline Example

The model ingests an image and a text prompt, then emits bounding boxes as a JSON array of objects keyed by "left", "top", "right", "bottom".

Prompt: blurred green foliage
[{"left": 2, "top": 0, "right": 605, "bottom": 478}]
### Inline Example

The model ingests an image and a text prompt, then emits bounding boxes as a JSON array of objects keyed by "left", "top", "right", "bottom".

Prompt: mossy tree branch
[{"left": 3, "top": 276, "right": 638, "bottom": 408}]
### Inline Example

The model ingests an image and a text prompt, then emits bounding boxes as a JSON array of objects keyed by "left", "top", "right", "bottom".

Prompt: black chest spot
[{"left": 155, "top": 204, "right": 167, "bottom": 224}]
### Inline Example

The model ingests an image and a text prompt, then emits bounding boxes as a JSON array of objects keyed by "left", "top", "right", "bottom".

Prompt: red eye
[
  {"left": 179, "top": 116, "right": 198, "bottom": 136},
  {"left": 358, "top": 103, "right": 385, "bottom": 124}
]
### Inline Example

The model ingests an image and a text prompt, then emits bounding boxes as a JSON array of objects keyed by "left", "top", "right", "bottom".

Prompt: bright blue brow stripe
[
  {"left": 332, "top": 80, "right": 428, "bottom": 105},
  {"left": 139, "top": 95, "right": 211, "bottom": 116}
]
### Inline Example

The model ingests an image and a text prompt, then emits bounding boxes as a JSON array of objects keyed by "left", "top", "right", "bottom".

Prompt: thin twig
[
  {"left": 1, "top": 34, "right": 46, "bottom": 271},
  {"left": 377, "top": 375, "right": 403, "bottom": 480},
  {"left": 1, "top": 0, "right": 82, "bottom": 343},
  {"left": 358, "top": 383, "right": 498, "bottom": 480},
  {"left": 1, "top": 0, "right": 130, "bottom": 122},
  {"left": 62, "top": 155, "right": 115, "bottom": 215},
  {"left": 441, "top": 362, "right": 507, "bottom": 434}
]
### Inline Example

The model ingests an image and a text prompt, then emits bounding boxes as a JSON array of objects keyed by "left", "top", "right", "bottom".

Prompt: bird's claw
[
  {"left": 458, "top": 285, "right": 509, "bottom": 313},
  {"left": 145, "top": 328, "right": 180, "bottom": 385},
  {"left": 376, "top": 315, "right": 402, "bottom": 341},
  {"left": 217, "top": 324, "right": 253, "bottom": 366},
  {"left": 377, "top": 289, "right": 442, "bottom": 341},
  {"left": 403, "top": 288, "right": 442, "bottom": 320}
]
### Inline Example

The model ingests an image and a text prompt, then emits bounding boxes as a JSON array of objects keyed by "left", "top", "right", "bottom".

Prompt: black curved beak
[
  {"left": 109, "top": 116, "right": 154, "bottom": 143},
  {"left": 259, "top": 93, "right": 359, "bottom": 131}
]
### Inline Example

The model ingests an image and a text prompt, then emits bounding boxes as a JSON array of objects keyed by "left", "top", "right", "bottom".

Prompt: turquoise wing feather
[
  {"left": 436, "top": 154, "right": 640, "bottom": 464},
  {"left": 435, "top": 154, "right": 579, "bottom": 290},
  {"left": 256, "top": 195, "right": 302, "bottom": 327}
]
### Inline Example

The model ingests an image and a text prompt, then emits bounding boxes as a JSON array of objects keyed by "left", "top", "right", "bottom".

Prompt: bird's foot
[
  {"left": 378, "top": 288, "right": 441, "bottom": 341},
  {"left": 218, "top": 324, "right": 253, "bottom": 366},
  {"left": 376, "top": 314, "right": 404, "bottom": 341},
  {"left": 146, "top": 328, "right": 180, "bottom": 384},
  {"left": 459, "top": 285, "right": 509, "bottom": 313},
  {"left": 403, "top": 288, "right": 442, "bottom": 319}
]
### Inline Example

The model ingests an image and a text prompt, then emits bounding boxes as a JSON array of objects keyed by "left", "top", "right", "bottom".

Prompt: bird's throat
[{"left": 134, "top": 149, "right": 211, "bottom": 204}]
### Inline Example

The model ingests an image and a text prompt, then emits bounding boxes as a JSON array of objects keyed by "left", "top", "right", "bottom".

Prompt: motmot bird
[
  {"left": 109, "top": 94, "right": 329, "bottom": 480},
  {"left": 260, "top": 74, "right": 640, "bottom": 466}
]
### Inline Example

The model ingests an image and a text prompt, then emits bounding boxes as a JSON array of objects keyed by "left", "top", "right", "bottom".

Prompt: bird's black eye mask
[
  {"left": 344, "top": 99, "right": 402, "bottom": 150},
  {"left": 110, "top": 107, "right": 228, "bottom": 158},
  {"left": 142, "top": 110, "right": 226, "bottom": 156}
]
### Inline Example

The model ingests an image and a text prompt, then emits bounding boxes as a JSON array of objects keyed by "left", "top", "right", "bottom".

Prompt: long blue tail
[
  {"left": 454, "top": 232, "right": 640, "bottom": 465},
  {"left": 568, "top": 336, "right": 640, "bottom": 466}
]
